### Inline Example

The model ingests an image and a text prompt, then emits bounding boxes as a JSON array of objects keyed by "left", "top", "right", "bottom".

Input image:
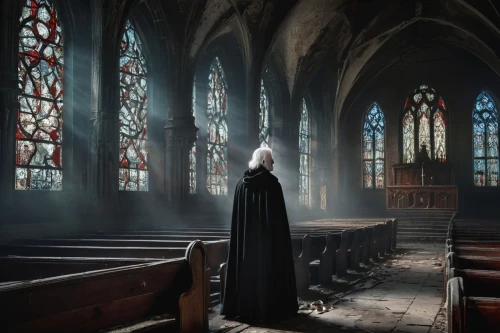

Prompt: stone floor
[{"left": 209, "top": 242, "right": 446, "bottom": 333}]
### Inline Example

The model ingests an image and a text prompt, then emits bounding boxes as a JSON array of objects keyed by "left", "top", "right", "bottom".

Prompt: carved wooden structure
[
  {"left": 388, "top": 145, "right": 458, "bottom": 210},
  {"left": 386, "top": 185, "right": 458, "bottom": 210}
]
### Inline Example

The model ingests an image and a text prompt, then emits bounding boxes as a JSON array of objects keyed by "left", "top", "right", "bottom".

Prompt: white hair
[{"left": 248, "top": 147, "right": 273, "bottom": 170}]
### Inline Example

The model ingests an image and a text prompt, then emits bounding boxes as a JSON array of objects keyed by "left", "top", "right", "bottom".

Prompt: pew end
[
  {"left": 179, "top": 241, "right": 210, "bottom": 333},
  {"left": 0, "top": 240, "right": 209, "bottom": 333},
  {"left": 294, "top": 235, "right": 311, "bottom": 293},
  {"left": 447, "top": 276, "right": 464, "bottom": 333}
]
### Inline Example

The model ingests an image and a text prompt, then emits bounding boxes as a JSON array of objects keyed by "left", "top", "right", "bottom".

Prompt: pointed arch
[
  {"left": 206, "top": 57, "right": 228, "bottom": 195},
  {"left": 299, "top": 99, "right": 310, "bottom": 205},
  {"left": 259, "top": 78, "right": 270, "bottom": 147},
  {"left": 118, "top": 20, "right": 148, "bottom": 191},
  {"left": 362, "top": 103, "right": 385, "bottom": 189},
  {"left": 400, "top": 85, "right": 448, "bottom": 163},
  {"left": 16, "top": 0, "right": 64, "bottom": 190},
  {"left": 473, "top": 91, "right": 499, "bottom": 187}
]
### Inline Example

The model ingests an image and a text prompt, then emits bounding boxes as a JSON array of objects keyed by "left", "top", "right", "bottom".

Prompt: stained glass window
[
  {"left": 259, "top": 79, "right": 270, "bottom": 147},
  {"left": 473, "top": 91, "right": 499, "bottom": 187},
  {"left": 434, "top": 111, "right": 446, "bottom": 162},
  {"left": 16, "top": 0, "right": 64, "bottom": 190},
  {"left": 402, "top": 110, "right": 414, "bottom": 163},
  {"left": 119, "top": 20, "right": 148, "bottom": 191},
  {"left": 362, "top": 103, "right": 385, "bottom": 189},
  {"left": 189, "top": 78, "right": 197, "bottom": 194},
  {"left": 299, "top": 99, "right": 310, "bottom": 205},
  {"left": 417, "top": 103, "right": 431, "bottom": 156},
  {"left": 207, "top": 57, "right": 228, "bottom": 195},
  {"left": 401, "top": 85, "right": 447, "bottom": 163}
]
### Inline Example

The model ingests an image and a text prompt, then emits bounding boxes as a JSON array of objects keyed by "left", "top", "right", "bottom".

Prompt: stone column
[
  {"left": 164, "top": 115, "right": 198, "bottom": 201},
  {"left": 0, "top": 76, "right": 19, "bottom": 212},
  {"left": 0, "top": 1, "right": 21, "bottom": 219},
  {"left": 88, "top": 0, "right": 103, "bottom": 208}
]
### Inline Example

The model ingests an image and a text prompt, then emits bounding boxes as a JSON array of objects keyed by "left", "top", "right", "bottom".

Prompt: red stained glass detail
[
  {"left": 16, "top": 0, "right": 64, "bottom": 191},
  {"left": 438, "top": 97, "right": 446, "bottom": 110},
  {"left": 403, "top": 98, "right": 412, "bottom": 110},
  {"left": 118, "top": 21, "right": 148, "bottom": 191}
]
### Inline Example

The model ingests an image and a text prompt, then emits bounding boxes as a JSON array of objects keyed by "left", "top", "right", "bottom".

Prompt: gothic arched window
[
  {"left": 362, "top": 103, "right": 385, "bottom": 189},
  {"left": 401, "top": 85, "right": 447, "bottom": 163},
  {"left": 189, "top": 78, "right": 197, "bottom": 194},
  {"left": 16, "top": 0, "right": 64, "bottom": 190},
  {"left": 118, "top": 20, "right": 148, "bottom": 191},
  {"left": 299, "top": 99, "right": 310, "bottom": 205},
  {"left": 259, "top": 79, "right": 270, "bottom": 147},
  {"left": 207, "top": 57, "right": 228, "bottom": 195},
  {"left": 473, "top": 91, "right": 499, "bottom": 187}
]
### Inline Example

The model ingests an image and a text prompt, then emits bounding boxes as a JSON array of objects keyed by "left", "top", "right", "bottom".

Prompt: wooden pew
[
  {"left": 448, "top": 267, "right": 500, "bottom": 298},
  {"left": 1, "top": 240, "right": 228, "bottom": 275},
  {"left": 0, "top": 256, "right": 157, "bottom": 282},
  {"left": 447, "top": 276, "right": 500, "bottom": 333},
  {"left": 447, "top": 245, "right": 500, "bottom": 257},
  {"left": 0, "top": 240, "right": 209, "bottom": 333},
  {"left": 303, "top": 218, "right": 397, "bottom": 253}
]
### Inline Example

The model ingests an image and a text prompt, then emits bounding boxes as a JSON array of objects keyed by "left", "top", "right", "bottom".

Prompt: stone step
[
  {"left": 398, "top": 221, "right": 449, "bottom": 225},
  {"left": 397, "top": 220, "right": 450, "bottom": 224},
  {"left": 397, "top": 232, "right": 446, "bottom": 237},
  {"left": 398, "top": 237, "right": 446, "bottom": 241},
  {"left": 395, "top": 217, "right": 451, "bottom": 221},
  {"left": 398, "top": 225, "right": 448, "bottom": 229},
  {"left": 398, "top": 227, "right": 448, "bottom": 233}
]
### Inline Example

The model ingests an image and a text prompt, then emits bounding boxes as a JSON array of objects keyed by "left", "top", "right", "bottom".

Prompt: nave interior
[{"left": 1, "top": 0, "right": 500, "bottom": 332}]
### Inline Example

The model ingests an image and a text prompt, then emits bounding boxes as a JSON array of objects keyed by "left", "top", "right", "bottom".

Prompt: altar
[{"left": 386, "top": 145, "right": 458, "bottom": 210}]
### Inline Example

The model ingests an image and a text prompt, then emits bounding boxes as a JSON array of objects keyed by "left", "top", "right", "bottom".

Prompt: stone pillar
[
  {"left": 0, "top": 1, "right": 21, "bottom": 219},
  {"left": 164, "top": 115, "right": 198, "bottom": 201},
  {"left": 88, "top": 0, "right": 103, "bottom": 209},
  {"left": 0, "top": 77, "right": 19, "bottom": 212}
]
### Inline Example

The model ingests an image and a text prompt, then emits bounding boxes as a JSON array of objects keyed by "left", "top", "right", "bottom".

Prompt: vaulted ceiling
[{"left": 149, "top": 0, "right": 500, "bottom": 117}]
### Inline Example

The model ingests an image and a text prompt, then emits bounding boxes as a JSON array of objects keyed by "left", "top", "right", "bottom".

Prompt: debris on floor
[{"left": 210, "top": 242, "right": 446, "bottom": 333}]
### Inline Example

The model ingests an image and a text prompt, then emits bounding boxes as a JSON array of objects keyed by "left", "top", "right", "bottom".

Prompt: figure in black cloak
[{"left": 220, "top": 147, "right": 298, "bottom": 323}]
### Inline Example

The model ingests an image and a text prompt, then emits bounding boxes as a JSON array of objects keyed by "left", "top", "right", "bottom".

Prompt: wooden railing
[{"left": 386, "top": 185, "right": 458, "bottom": 210}]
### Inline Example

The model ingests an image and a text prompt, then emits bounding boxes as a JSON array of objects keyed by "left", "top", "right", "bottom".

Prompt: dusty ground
[{"left": 209, "top": 242, "right": 447, "bottom": 333}]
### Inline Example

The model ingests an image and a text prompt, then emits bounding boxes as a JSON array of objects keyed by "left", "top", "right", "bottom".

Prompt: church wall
[
  {"left": 0, "top": 0, "right": 94, "bottom": 243},
  {"left": 339, "top": 48, "right": 500, "bottom": 218}
]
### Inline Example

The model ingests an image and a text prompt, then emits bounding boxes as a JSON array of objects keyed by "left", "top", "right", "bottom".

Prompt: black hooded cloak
[{"left": 220, "top": 166, "right": 298, "bottom": 323}]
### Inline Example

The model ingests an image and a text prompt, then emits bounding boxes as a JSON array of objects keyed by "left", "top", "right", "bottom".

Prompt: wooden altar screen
[{"left": 386, "top": 146, "right": 458, "bottom": 210}]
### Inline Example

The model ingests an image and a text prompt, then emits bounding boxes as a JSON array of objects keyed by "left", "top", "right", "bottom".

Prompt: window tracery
[
  {"left": 401, "top": 85, "right": 447, "bottom": 163},
  {"left": 16, "top": 0, "right": 64, "bottom": 190},
  {"left": 299, "top": 99, "right": 310, "bottom": 205},
  {"left": 259, "top": 79, "right": 270, "bottom": 147},
  {"left": 362, "top": 103, "right": 385, "bottom": 189},
  {"left": 206, "top": 57, "right": 228, "bottom": 195},
  {"left": 473, "top": 91, "right": 499, "bottom": 187},
  {"left": 189, "top": 79, "right": 197, "bottom": 194},
  {"left": 119, "top": 20, "right": 148, "bottom": 191}
]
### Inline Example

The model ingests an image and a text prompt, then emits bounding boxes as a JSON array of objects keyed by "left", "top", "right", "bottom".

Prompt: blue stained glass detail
[
  {"left": 119, "top": 20, "right": 148, "bottom": 191},
  {"left": 190, "top": 78, "right": 197, "bottom": 194},
  {"left": 363, "top": 103, "right": 385, "bottom": 189},
  {"left": 259, "top": 79, "right": 270, "bottom": 147},
  {"left": 207, "top": 57, "right": 228, "bottom": 195},
  {"left": 299, "top": 99, "right": 310, "bottom": 205},
  {"left": 473, "top": 91, "right": 499, "bottom": 186}
]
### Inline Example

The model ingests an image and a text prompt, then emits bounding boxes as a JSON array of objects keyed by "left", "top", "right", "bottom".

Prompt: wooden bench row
[
  {"left": 446, "top": 217, "right": 500, "bottom": 333},
  {"left": 0, "top": 240, "right": 210, "bottom": 333},
  {"left": 0, "top": 219, "right": 397, "bottom": 332},
  {"left": 220, "top": 219, "right": 397, "bottom": 300}
]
